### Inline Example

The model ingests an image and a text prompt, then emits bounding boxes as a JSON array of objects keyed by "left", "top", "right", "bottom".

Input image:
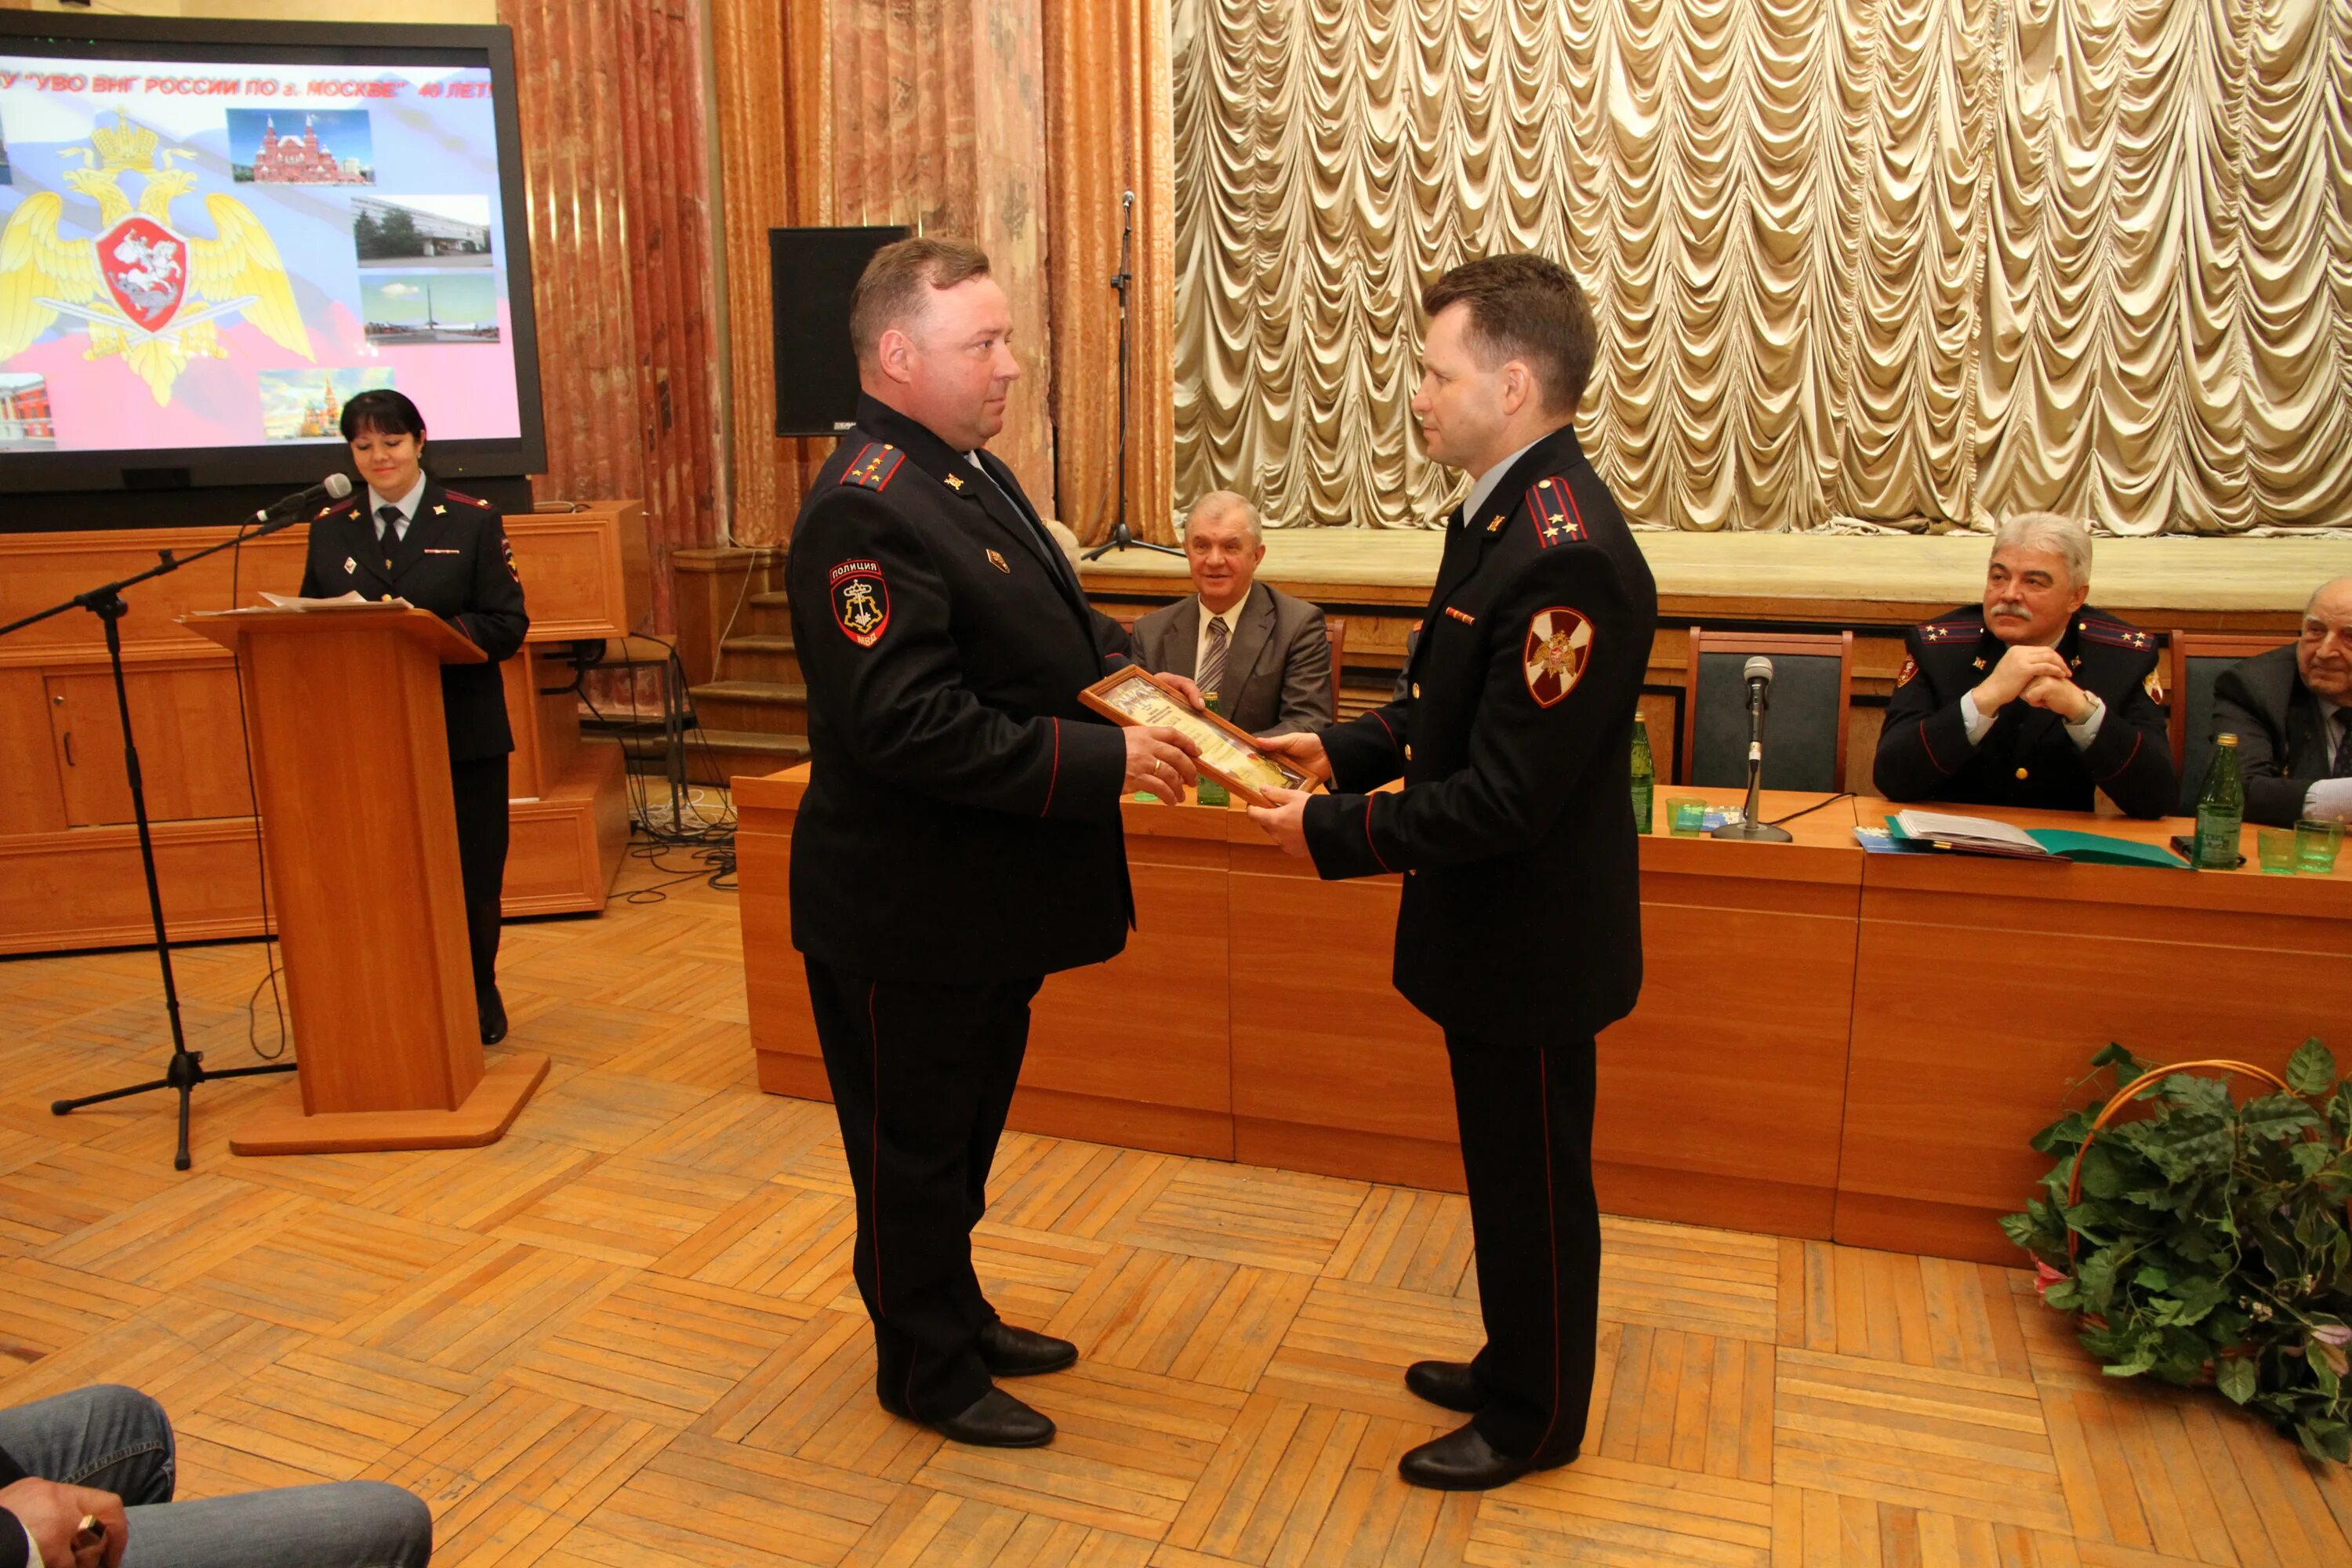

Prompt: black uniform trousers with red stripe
[
  {"left": 1447, "top": 1031, "right": 1601, "bottom": 1461},
  {"left": 804, "top": 959, "right": 1044, "bottom": 1420}
]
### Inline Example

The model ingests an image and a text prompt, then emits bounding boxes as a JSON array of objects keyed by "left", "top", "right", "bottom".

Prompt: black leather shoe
[
  {"left": 1397, "top": 1422, "right": 1570, "bottom": 1492},
  {"left": 979, "top": 1321, "right": 1078, "bottom": 1378},
  {"left": 924, "top": 1387, "right": 1055, "bottom": 1448},
  {"left": 478, "top": 989, "right": 507, "bottom": 1046},
  {"left": 1405, "top": 1359, "right": 1486, "bottom": 1414}
]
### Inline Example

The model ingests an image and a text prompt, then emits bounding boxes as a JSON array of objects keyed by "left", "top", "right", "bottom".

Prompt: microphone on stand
[
  {"left": 1711, "top": 655, "right": 1795, "bottom": 842},
  {"left": 247, "top": 473, "right": 355, "bottom": 532}
]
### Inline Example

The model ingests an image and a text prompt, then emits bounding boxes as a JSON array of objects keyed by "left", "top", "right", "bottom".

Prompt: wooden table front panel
[
  {"left": 1229, "top": 844, "right": 1459, "bottom": 1190},
  {"left": 1838, "top": 800, "right": 2352, "bottom": 1265},
  {"left": 1598, "top": 796, "right": 1861, "bottom": 1239}
]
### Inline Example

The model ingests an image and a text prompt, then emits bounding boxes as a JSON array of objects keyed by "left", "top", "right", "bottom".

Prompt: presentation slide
[{"left": 0, "top": 57, "right": 522, "bottom": 454}]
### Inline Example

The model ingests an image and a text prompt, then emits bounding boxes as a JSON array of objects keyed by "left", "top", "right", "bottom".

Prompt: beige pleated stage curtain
[{"left": 1171, "top": 0, "right": 2352, "bottom": 535}]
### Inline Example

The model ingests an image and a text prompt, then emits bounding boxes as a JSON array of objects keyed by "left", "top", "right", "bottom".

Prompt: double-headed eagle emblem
[{"left": 0, "top": 113, "right": 311, "bottom": 404}]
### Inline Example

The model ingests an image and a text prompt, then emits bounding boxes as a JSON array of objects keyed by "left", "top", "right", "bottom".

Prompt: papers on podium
[{"left": 255, "top": 590, "right": 415, "bottom": 611}]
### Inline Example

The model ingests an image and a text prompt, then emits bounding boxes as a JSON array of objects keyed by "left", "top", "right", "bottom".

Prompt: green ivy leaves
[{"left": 2005, "top": 1041, "right": 2352, "bottom": 1465}]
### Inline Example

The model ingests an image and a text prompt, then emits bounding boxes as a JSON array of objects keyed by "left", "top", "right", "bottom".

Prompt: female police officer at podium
[{"left": 298, "top": 390, "right": 529, "bottom": 1045}]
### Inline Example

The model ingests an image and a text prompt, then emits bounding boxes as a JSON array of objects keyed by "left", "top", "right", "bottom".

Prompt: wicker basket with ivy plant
[{"left": 2002, "top": 1040, "right": 2352, "bottom": 1464}]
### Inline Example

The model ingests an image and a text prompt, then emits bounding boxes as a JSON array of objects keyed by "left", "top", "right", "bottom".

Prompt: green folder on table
[{"left": 1882, "top": 813, "right": 2189, "bottom": 869}]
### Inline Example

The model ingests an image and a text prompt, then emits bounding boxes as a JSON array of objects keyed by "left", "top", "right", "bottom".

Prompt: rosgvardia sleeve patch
[
  {"left": 829, "top": 559, "right": 891, "bottom": 648},
  {"left": 1523, "top": 606, "right": 1594, "bottom": 707}
]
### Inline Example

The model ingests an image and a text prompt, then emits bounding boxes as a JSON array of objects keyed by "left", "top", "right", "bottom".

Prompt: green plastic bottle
[
  {"left": 2192, "top": 733, "right": 2243, "bottom": 870},
  {"left": 1630, "top": 711, "right": 1655, "bottom": 835},
  {"left": 1196, "top": 693, "right": 1230, "bottom": 808}
]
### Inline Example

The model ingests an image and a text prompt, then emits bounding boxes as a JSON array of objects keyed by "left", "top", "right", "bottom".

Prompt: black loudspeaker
[{"left": 771, "top": 225, "right": 911, "bottom": 437}]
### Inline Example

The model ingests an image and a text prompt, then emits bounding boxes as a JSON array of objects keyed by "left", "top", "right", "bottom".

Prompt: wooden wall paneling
[
  {"left": 0, "top": 517, "right": 633, "bottom": 953},
  {"left": 0, "top": 819, "right": 268, "bottom": 956},
  {"left": 509, "top": 503, "right": 649, "bottom": 641},
  {"left": 0, "top": 668, "right": 69, "bottom": 836},
  {"left": 43, "top": 661, "right": 252, "bottom": 827}
]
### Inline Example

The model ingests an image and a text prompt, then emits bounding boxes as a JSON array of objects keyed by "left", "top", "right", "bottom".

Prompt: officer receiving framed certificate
[{"left": 1080, "top": 667, "right": 1319, "bottom": 807}]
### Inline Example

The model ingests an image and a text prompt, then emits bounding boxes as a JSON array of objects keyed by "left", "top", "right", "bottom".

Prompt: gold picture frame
[{"left": 1078, "top": 666, "right": 1319, "bottom": 808}]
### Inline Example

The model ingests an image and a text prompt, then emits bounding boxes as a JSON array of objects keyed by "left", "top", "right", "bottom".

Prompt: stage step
[
  {"left": 743, "top": 590, "right": 793, "bottom": 638},
  {"left": 611, "top": 727, "right": 809, "bottom": 788},
  {"left": 688, "top": 679, "right": 808, "bottom": 735},
  {"left": 716, "top": 633, "right": 802, "bottom": 685}
]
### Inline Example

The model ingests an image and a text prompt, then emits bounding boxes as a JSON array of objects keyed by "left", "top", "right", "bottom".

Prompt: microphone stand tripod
[
  {"left": 1083, "top": 191, "right": 1182, "bottom": 561},
  {"left": 0, "top": 517, "right": 308, "bottom": 1170},
  {"left": 1711, "top": 681, "right": 1794, "bottom": 843}
]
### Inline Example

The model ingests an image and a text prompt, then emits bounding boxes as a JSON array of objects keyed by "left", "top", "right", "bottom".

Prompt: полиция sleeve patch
[
  {"left": 829, "top": 559, "right": 891, "bottom": 648},
  {"left": 1523, "top": 606, "right": 1593, "bottom": 708}
]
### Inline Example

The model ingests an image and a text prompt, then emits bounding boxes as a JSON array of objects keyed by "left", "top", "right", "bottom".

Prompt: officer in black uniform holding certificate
[
  {"left": 1251, "top": 256, "right": 1657, "bottom": 1492},
  {"left": 784, "top": 238, "right": 1200, "bottom": 1450},
  {"left": 299, "top": 389, "right": 528, "bottom": 1045}
]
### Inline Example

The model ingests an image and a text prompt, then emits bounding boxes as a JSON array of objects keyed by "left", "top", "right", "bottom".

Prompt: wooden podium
[{"left": 186, "top": 606, "right": 549, "bottom": 1154}]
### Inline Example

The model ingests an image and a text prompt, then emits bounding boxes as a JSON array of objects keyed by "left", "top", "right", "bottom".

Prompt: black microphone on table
[
  {"left": 1711, "top": 655, "right": 1795, "bottom": 842},
  {"left": 245, "top": 473, "right": 354, "bottom": 533}
]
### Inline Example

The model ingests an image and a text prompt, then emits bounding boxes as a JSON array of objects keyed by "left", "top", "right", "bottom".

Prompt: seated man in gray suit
[
  {"left": 1130, "top": 491, "right": 1335, "bottom": 735},
  {"left": 2211, "top": 575, "right": 2352, "bottom": 826}
]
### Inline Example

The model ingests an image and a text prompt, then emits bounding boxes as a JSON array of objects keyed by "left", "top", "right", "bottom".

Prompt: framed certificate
[{"left": 1079, "top": 667, "right": 1321, "bottom": 808}]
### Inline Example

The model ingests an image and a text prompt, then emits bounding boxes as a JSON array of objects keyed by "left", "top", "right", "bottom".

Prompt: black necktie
[{"left": 377, "top": 504, "right": 402, "bottom": 564}]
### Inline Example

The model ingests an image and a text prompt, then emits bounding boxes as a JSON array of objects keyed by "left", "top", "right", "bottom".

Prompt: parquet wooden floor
[{"left": 5, "top": 863, "right": 2350, "bottom": 1566}]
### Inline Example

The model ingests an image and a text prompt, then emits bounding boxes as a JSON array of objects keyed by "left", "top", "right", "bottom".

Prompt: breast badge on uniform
[
  {"left": 1523, "top": 606, "right": 1593, "bottom": 708},
  {"left": 985, "top": 548, "right": 1010, "bottom": 573},
  {"left": 829, "top": 559, "right": 891, "bottom": 648}
]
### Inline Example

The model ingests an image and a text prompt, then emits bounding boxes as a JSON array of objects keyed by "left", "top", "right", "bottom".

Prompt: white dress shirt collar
[
  {"left": 368, "top": 474, "right": 429, "bottom": 538},
  {"left": 1461, "top": 436, "right": 1544, "bottom": 527}
]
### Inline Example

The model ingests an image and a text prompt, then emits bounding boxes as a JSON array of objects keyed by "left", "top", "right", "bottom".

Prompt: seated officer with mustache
[{"left": 1875, "top": 512, "right": 2176, "bottom": 818}]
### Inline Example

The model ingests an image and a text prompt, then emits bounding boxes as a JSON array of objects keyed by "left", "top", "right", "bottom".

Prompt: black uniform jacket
[
  {"left": 1873, "top": 604, "right": 2175, "bottom": 818},
  {"left": 298, "top": 480, "right": 528, "bottom": 761},
  {"left": 786, "top": 395, "right": 1139, "bottom": 985},
  {"left": 1301, "top": 423, "right": 1657, "bottom": 1045},
  {"left": 2212, "top": 644, "right": 2343, "bottom": 826}
]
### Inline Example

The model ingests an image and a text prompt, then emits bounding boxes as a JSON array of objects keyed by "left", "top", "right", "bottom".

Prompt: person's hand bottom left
[{"left": 0, "top": 1478, "right": 129, "bottom": 1568}]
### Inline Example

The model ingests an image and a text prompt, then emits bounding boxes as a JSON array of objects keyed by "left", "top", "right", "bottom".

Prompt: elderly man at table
[
  {"left": 2211, "top": 575, "right": 2352, "bottom": 826},
  {"left": 1127, "top": 491, "right": 1334, "bottom": 736},
  {"left": 1873, "top": 512, "right": 2176, "bottom": 818}
]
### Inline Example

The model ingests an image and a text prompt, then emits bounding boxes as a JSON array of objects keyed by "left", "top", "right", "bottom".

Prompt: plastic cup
[
  {"left": 2256, "top": 828, "right": 2300, "bottom": 875},
  {"left": 1668, "top": 797, "right": 1708, "bottom": 837},
  {"left": 2296, "top": 818, "right": 2344, "bottom": 874}
]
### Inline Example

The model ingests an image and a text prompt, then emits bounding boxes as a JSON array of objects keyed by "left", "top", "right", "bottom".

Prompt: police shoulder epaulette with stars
[
  {"left": 840, "top": 442, "right": 906, "bottom": 492},
  {"left": 1916, "top": 613, "right": 1984, "bottom": 646},
  {"left": 1524, "top": 475, "right": 1586, "bottom": 549},
  {"left": 443, "top": 488, "right": 495, "bottom": 511},
  {"left": 2074, "top": 614, "right": 2155, "bottom": 653}
]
